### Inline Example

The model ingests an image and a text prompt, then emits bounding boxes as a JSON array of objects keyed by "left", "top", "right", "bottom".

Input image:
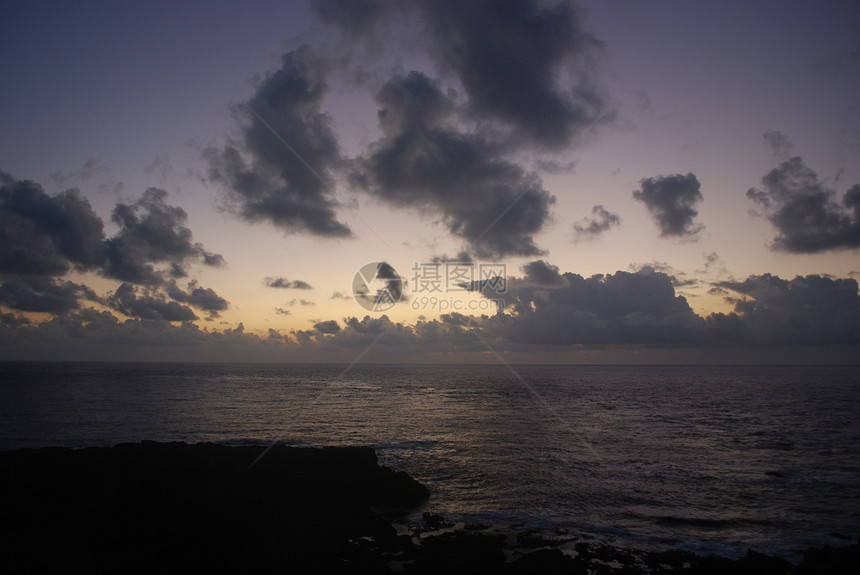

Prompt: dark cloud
[
  {"left": 628, "top": 262, "right": 697, "bottom": 288},
  {"left": 352, "top": 72, "right": 554, "bottom": 257},
  {"left": 201, "top": 251, "right": 226, "bottom": 268},
  {"left": 572, "top": 204, "right": 621, "bottom": 242},
  {"left": 0, "top": 175, "right": 106, "bottom": 276},
  {"left": 313, "top": 319, "right": 341, "bottom": 334},
  {"left": 414, "top": 0, "right": 610, "bottom": 149},
  {"left": 459, "top": 277, "right": 507, "bottom": 299},
  {"left": 0, "top": 173, "right": 227, "bottom": 323},
  {"left": 496, "top": 268, "right": 704, "bottom": 345},
  {"left": 275, "top": 308, "right": 292, "bottom": 316},
  {"left": 712, "top": 274, "right": 860, "bottom": 345},
  {"left": 633, "top": 173, "right": 704, "bottom": 238},
  {"left": 103, "top": 188, "right": 224, "bottom": 285},
  {"left": 311, "top": 0, "right": 612, "bottom": 149},
  {"left": 746, "top": 156, "right": 860, "bottom": 253},
  {"left": 205, "top": 46, "right": 351, "bottom": 238},
  {"left": 0, "top": 312, "right": 30, "bottom": 327},
  {"left": 107, "top": 283, "right": 199, "bottom": 322},
  {"left": 0, "top": 277, "right": 96, "bottom": 313},
  {"left": 267, "top": 328, "right": 291, "bottom": 341},
  {"left": 166, "top": 280, "right": 229, "bottom": 318},
  {"left": 264, "top": 277, "right": 314, "bottom": 289},
  {"left": 521, "top": 260, "right": 567, "bottom": 287}
]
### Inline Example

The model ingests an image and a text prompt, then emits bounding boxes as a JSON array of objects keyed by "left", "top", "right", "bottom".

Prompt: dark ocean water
[{"left": 1, "top": 362, "right": 858, "bottom": 559}]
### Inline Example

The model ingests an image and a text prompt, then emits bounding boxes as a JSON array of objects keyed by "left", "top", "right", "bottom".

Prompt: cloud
[
  {"left": 166, "top": 280, "right": 229, "bottom": 318},
  {"left": 202, "top": 1, "right": 614, "bottom": 256},
  {"left": 275, "top": 307, "right": 292, "bottom": 316},
  {"left": 633, "top": 173, "right": 704, "bottom": 238},
  {"left": 496, "top": 267, "right": 705, "bottom": 345},
  {"left": 572, "top": 204, "right": 621, "bottom": 242},
  {"left": 521, "top": 260, "right": 567, "bottom": 287},
  {"left": 746, "top": 156, "right": 860, "bottom": 253},
  {"left": 0, "top": 277, "right": 97, "bottom": 313},
  {"left": 411, "top": 0, "right": 610, "bottom": 149},
  {"left": 2, "top": 270, "right": 858, "bottom": 362},
  {"left": 0, "top": 312, "right": 30, "bottom": 327},
  {"left": 264, "top": 277, "right": 314, "bottom": 289},
  {"left": 311, "top": 0, "right": 612, "bottom": 148},
  {"left": 0, "top": 173, "right": 228, "bottom": 322},
  {"left": 107, "top": 283, "right": 199, "bottom": 322},
  {"left": 763, "top": 130, "right": 793, "bottom": 160},
  {"left": 627, "top": 262, "right": 697, "bottom": 288},
  {"left": 351, "top": 71, "right": 554, "bottom": 257},
  {"left": 0, "top": 176, "right": 223, "bottom": 287},
  {"left": 204, "top": 46, "right": 351, "bottom": 238},
  {"left": 103, "top": 188, "right": 224, "bottom": 285},
  {"left": 711, "top": 274, "right": 860, "bottom": 345},
  {"left": 284, "top": 298, "right": 316, "bottom": 307},
  {"left": 0, "top": 174, "right": 106, "bottom": 276},
  {"left": 313, "top": 319, "right": 341, "bottom": 334},
  {"left": 308, "top": 1, "right": 613, "bottom": 256}
]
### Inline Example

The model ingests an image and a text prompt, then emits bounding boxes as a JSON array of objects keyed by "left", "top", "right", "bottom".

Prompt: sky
[{"left": 1, "top": 0, "right": 859, "bottom": 363}]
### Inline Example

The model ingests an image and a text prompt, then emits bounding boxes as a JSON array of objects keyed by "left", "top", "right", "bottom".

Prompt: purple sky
[{"left": 1, "top": 0, "right": 859, "bottom": 363}]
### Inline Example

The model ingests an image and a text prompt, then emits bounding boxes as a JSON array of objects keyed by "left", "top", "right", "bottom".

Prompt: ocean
[{"left": 1, "top": 362, "right": 858, "bottom": 560}]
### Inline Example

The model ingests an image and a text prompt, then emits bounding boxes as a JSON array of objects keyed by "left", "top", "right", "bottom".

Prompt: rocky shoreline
[{"left": 1, "top": 441, "right": 857, "bottom": 574}]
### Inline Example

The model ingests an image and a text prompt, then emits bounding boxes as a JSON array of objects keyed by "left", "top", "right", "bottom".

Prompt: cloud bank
[{"left": 3, "top": 257, "right": 857, "bottom": 362}]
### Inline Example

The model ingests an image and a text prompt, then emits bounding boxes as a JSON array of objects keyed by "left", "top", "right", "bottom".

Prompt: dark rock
[
  {"left": 0, "top": 441, "right": 429, "bottom": 574},
  {"left": 734, "top": 549, "right": 793, "bottom": 574},
  {"left": 508, "top": 549, "right": 583, "bottom": 574},
  {"left": 421, "top": 512, "right": 453, "bottom": 531},
  {"left": 795, "top": 540, "right": 860, "bottom": 575},
  {"left": 516, "top": 531, "right": 553, "bottom": 549},
  {"left": 409, "top": 531, "right": 507, "bottom": 574},
  {"left": 642, "top": 548, "right": 701, "bottom": 571}
]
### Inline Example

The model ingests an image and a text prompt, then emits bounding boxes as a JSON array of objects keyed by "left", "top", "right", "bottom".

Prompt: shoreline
[{"left": 1, "top": 441, "right": 857, "bottom": 574}]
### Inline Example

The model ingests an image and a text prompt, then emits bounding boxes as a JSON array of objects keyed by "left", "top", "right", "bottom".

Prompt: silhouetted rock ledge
[
  {"left": 2, "top": 442, "right": 858, "bottom": 574},
  {"left": 0, "top": 441, "right": 427, "bottom": 573}
]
